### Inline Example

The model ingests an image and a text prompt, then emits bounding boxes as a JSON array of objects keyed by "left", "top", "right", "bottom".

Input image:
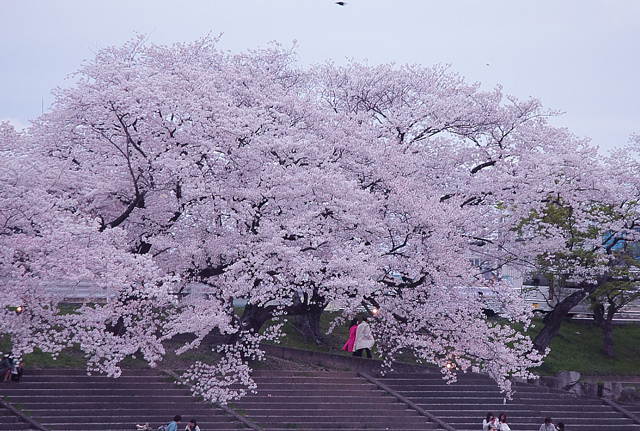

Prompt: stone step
[
  {"left": 6, "top": 400, "right": 223, "bottom": 410},
  {"left": 30, "top": 417, "right": 247, "bottom": 430},
  {"left": 248, "top": 389, "right": 382, "bottom": 397},
  {"left": 2, "top": 388, "right": 193, "bottom": 396},
  {"left": 20, "top": 406, "right": 228, "bottom": 415},
  {"left": 26, "top": 368, "right": 164, "bottom": 376},
  {"left": 24, "top": 414, "right": 240, "bottom": 424},
  {"left": 251, "top": 375, "right": 361, "bottom": 382},
  {"left": 453, "top": 427, "right": 638, "bottom": 431},
  {"left": 411, "top": 395, "right": 602, "bottom": 403},
  {"left": 393, "top": 390, "right": 559, "bottom": 399},
  {"left": 451, "top": 416, "right": 635, "bottom": 425},
  {"left": 240, "top": 407, "right": 420, "bottom": 416},
  {"left": 3, "top": 396, "right": 201, "bottom": 405},
  {"left": 381, "top": 376, "right": 502, "bottom": 383},
  {"left": 416, "top": 397, "right": 590, "bottom": 406},
  {"left": 264, "top": 428, "right": 433, "bottom": 431},
  {"left": 238, "top": 393, "right": 403, "bottom": 403},
  {"left": 11, "top": 379, "right": 178, "bottom": 391},
  {"left": 431, "top": 410, "right": 626, "bottom": 419},
  {"left": 381, "top": 383, "right": 549, "bottom": 393},
  {"left": 416, "top": 402, "right": 613, "bottom": 411},
  {"left": 243, "top": 410, "right": 419, "bottom": 420},
  {"left": 45, "top": 423, "right": 247, "bottom": 431},
  {"left": 232, "top": 402, "right": 410, "bottom": 411},
  {"left": 251, "top": 370, "right": 356, "bottom": 377},
  {"left": 245, "top": 379, "right": 371, "bottom": 391},
  {"left": 247, "top": 413, "right": 429, "bottom": 422},
  {"left": 20, "top": 374, "right": 168, "bottom": 382},
  {"left": 382, "top": 373, "right": 494, "bottom": 381}
]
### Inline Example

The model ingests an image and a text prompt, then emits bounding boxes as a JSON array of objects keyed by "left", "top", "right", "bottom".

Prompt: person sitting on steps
[
  {"left": 497, "top": 413, "right": 511, "bottom": 431},
  {"left": 160, "top": 415, "right": 181, "bottom": 431},
  {"left": 539, "top": 417, "right": 555, "bottom": 431},
  {"left": 185, "top": 418, "right": 200, "bottom": 431},
  {"left": 483, "top": 412, "right": 496, "bottom": 431}
]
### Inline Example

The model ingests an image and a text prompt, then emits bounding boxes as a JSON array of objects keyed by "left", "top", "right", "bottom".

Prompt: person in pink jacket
[{"left": 342, "top": 318, "right": 358, "bottom": 352}]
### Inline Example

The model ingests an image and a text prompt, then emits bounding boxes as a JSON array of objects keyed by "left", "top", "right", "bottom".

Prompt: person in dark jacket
[{"left": 0, "top": 355, "right": 13, "bottom": 382}]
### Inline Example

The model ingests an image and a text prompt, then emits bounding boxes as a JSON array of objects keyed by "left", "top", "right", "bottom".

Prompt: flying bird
[{"left": 336, "top": 1, "right": 347, "bottom": 5}]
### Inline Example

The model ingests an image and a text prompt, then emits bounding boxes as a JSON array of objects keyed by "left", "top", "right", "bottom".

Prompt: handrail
[
  {"left": 601, "top": 398, "right": 640, "bottom": 425},
  {"left": 0, "top": 398, "right": 50, "bottom": 431},
  {"left": 360, "top": 371, "right": 458, "bottom": 431}
]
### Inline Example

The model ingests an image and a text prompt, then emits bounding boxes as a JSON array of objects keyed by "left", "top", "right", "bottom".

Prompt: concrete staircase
[
  {"left": 2, "top": 366, "right": 640, "bottom": 431},
  {"left": 232, "top": 370, "right": 436, "bottom": 430},
  {"left": 377, "top": 372, "right": 640, "bottom": 431},
  {"left": 0, "top": 369, "right": 249, "bottom": 430}
]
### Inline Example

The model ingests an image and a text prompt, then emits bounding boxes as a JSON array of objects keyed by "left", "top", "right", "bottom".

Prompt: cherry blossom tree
[
  {"left": 2, "top": 36, "right": 613, "bottom": 401},
  {"left": 526, "top": 134, "right": 640, "bottom": 355},
  {"left": 0, "top": 121, "right": 172, "bottom": 375},
  {"left": 311, "top": 60, "right": 623, "bottom": 386}
]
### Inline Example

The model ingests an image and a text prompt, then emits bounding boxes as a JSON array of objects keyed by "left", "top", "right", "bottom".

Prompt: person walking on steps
[
  {"left": 342, "top": 317, "right": 358, "bottom": 353},
  {"left": 353, "top": 316, "right": 374, "bottom": 358}
]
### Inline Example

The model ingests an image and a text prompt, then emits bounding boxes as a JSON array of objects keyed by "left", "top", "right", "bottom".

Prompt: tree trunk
[
  {"left": 223, "top": 303, "right": 277, "bottom": 346},
  {"left": 233, "top": 298, "right": 326, "bottom": 342},
  {"left": 239, "top": 303, "right": 276, "bottom": 334},
  {"left": 601, "top": 316, "right": 615, "bottom": 358},
  {"left": 294, "top": 305, "right": 324, "bottom": 346},
  {"left": 533, "top": 287, "right": 593, "bottom": 353},
  {"left": 592, "top": 301, "right": 617, "bottom": 358},
  {"left": 600, "top": 304, "right": 618, "bottom": 358},
  {"left": 106, "top": 316, "right": 126, "bottom": 336}
]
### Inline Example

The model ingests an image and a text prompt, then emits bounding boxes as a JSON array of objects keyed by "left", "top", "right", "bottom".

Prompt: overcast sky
[{"left": 2, "top": 0, "right": 639, "bottom": 152}]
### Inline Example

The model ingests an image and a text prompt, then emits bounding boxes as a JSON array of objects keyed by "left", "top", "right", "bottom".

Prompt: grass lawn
[
  {"left": 528, "top": 318, "right": 640, "bottom": 376},
  {"left": 267, "top": 313, "right": 640, "bottom": 376},
  {"left": 264, "top": 313, "right": 640, "bottom": 376},
  {"left": 262, "top": 313, "right": 353, "bottom": 353}
]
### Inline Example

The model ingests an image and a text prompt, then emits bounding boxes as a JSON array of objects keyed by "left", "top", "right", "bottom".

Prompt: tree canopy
[{"left": 2, "top": 36, "right": 637, "bottom": 402}]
